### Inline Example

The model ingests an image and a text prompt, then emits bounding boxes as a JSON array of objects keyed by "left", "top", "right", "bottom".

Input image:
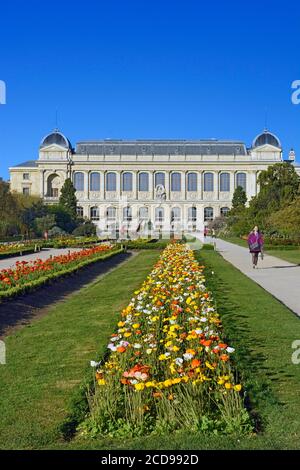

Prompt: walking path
[
  {"left": 0, "top": 248, "right": 79, "bottom": 270},
  {"left": 194, "top": 235, "right": 300, "bottom": 317}
]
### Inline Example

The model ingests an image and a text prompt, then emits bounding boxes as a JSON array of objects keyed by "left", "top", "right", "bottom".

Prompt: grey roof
[
  {"left": 40, "top": 130, "right": 72, "bottom": 150},
  {"left": 253, "top": 130, "right": 281, "bottom": 149},
  {"left": 13, "top": 160, "right": 38, "bottom": 168},
  {"left": 76, "top": 140, "right": 247, "bottom": 156}
]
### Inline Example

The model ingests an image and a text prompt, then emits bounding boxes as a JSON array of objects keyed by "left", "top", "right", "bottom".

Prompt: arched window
[
  {"left": 47, "top": 173, "right": 61, "bottom": 198},
  {"left": 106, "top": 172, "right": 116, "bottom": 191},
  {"left": 204, "top": 173, "right": 214, "bottom": 192},
  {"left": 171, "top": 172, "right": 181, "bottom": 192},
  {"left": 106, "top": 207, "right": 116, "bottom": 220},
  {"left": 90, "top": 206, "right": 100, "bottom": 221},
  {"left": 155, "top": 172, "right": 165, "bottom": 188},
  {"left": 123, "top": 206, "right": 132, "bottom": 221},
  {"left": 204, "top": 207, "right": 214, "bottom": 222},
  {"left": 187, "top": 173, "right": 197, "bottom": 192},
  {"left": 236, "top": 172, "right": 247, "bottom": 191},
  {"left": 139, "top": 172, "right": 149, "bottom": 192},
  {"left": 90, "top": 172, "right": 100, "bottom": 191},
  {"left": 122, "top": 172, "right": 133, "bottom": 191},
  {"left": 188, "top": 206, "right": 197, "bottom": 221},
  {"left": 74, "top": 172, "right": 84, "bottom": 191},
  {"left": 220, "top": 207, "right": 230, "bottom": 217},
  {"left": 220, "top": 173, "right": 230, "bottom": 192},
  {"left": 171, "top": 207, "right": 181, "bottom": 222},
  {"left": 139, "top": 207, "right": 149, "bottom": 220},
  {"left": 76, "top": 206, "right": 84, "bottom": 217},
  {"left": 155, "top": 207, "right": 164, "bottom": 222}
]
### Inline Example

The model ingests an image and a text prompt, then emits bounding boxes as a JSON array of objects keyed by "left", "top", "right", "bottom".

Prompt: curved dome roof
[
  {"left": 40, "top": 130, "right": 71, "bottom": 149},
  {"left": 252, "top": 130, "right": 281, "bottom": 149}
]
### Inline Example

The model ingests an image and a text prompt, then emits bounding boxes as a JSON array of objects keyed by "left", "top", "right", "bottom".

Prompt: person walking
[{"left": 247, "top": 226, "right": 264, "bottom": 269}]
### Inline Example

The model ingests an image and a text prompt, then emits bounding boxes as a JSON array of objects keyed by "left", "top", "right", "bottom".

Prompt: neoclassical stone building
[{"left": 9, "top": 129, "right": 298, "bottom": 233}]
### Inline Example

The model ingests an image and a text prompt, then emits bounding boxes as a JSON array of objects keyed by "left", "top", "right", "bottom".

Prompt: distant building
[{"left": 9, "top": 129, "right": 300, "bottom": 233}]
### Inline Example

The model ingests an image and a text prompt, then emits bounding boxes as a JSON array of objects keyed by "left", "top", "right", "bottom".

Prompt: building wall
[{"left": 10, "top": 168, "right": 40, "bottom": 196}]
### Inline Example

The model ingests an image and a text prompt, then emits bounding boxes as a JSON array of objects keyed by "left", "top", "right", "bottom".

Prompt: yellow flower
[
  {"left": 217, "top": 378, "right": 225, "bottom": 385},
  {"left": 133, "top": 323, "right": 140, "bottom": 329},
  {"left": 225, "top": 382, "right": 232, "bottom": 390},
  {"left": 205, "top": 361, "right": 215, "bottom": 370},
  {"left": 163, "top": 379, "right": 173, "bottom": 387},
  {"left": 124, "top": 332, "right": 132, "bottom": 338},
  {"left": 118, "top": 321, "right": 125, "bottom": 327},
  {"left": 234, "top": 384, "right": 242, "bottom": 392},
  {"left": 135, "top": 383, "right": 145, "bottom": 391},
  {"left": 97, "top": 379, "right": 106, "bottom": 386},
  {"left": 172, "top": 345, "right": 180, "bottom": 352},
  {"left": 145, "top": 381, "right": 155, "bottom": 388}
]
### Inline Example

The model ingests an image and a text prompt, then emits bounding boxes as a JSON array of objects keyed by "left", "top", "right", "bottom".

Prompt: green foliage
[
  {"left": 232, "top": 186, "right": 247, "bottom": 209},
  {"left": 267, "top": 196, "right": 300, "bottom": 238},
  {"left": 72, "top": 221, "right": 97, "bottom": 237},
  {"left": 47, "top": 204, "right": 77, "bottom": 233},
  {"left": 34, "top": 214, "right": 56, "bottom": 235},
  {"left": 59, "top": 178, "right": 77, "bottom": 218}
]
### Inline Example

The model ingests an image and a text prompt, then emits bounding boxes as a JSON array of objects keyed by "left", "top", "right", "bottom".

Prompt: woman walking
[{"left": 248, "top": 226, "right": 264, "bottom": 269}]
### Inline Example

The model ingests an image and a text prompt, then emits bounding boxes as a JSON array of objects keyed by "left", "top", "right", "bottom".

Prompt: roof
[
  {"left": 13, "top": 160, "right": 38, "bottom": 168},
  {"left": 40, "top": 130, "right": 72, "bottom": 150},
  {"left": 252, "top": 130, "right": 281, "bottom": 149},
  {"left": 76, "top": 140, "right": 248, "bottom": 156}
]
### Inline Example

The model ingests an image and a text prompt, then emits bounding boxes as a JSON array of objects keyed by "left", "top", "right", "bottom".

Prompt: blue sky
[{"left": 0, "top": 0, "right": 299, "bottom": 178}]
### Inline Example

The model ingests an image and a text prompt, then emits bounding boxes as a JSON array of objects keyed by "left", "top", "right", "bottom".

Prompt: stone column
[
  {"left": 165, "top": 172, "right": 170, "bottom": 200},
  {"left": 149, "top": 171, "right": 154, "bottom": 199},
  {"left": 182, "top": 171, "right": 186, "bottom": 200},
  {"left": 116, "top": 171, "right": 121, "bottom": 198},
  {"left": 84, "top": 171, "right": 89, "bottom": 201},
  {"left": 132, "top": 171, "right": 138, "bottom": 199},
  {"left": 100, "top": 172, "right": 105, "bottom": 202},
  {"left": 40, "top": 170, "right": 45, "bottom": 198}
]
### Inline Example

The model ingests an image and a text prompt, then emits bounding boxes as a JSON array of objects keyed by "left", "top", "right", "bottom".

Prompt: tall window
[
  {"left": 90, "top": 206, "right": 100, "bottom": 221},
  {"left": 236, "top": 172, "right": 247, "bottom": 191},
  {"left": 220, "top": 207, "right": 230, "bottom": 217},
  {"left": 171, "top": 207, "right": 181, "bottom": 221},
  {"left": 220, "top": 173, "right": 230, "bottom": 192},
  {"left": 204, "top": 207, "right": 214, "bottom": 222},
  {"left": 188, "top": 206, "right": 197, "bottom": 221},
  {"left": 123, "top": 206, "right": 132, "bottom": 221},
  {"left": 139, "top": 207, "right": 149, "bottom": 219},
  {"left": 155, "top": 207, "right": 164, "bottom": 221},
  {"left": 155, "top": 172, "right": 165, "bottom": 187},
  {"left": 106, "top": 206, "right": 116, "bottom": 220},
  {"left": 76, "top": 206, "right": 84, "bottom": 217},
  {"left": 74, "top": 172, "right": 84, "bottom": 191},
  {"left": 122, "top": 172, "right": 133, "bottom": 191},
  {"left": 204, "top": 173, "right": 214, "bottom": 192},
  {"left": 90, "top": 172, "right": 100, "bottom": 191},
  {"left": 22, "top": 187, "right": 30, "bottom": 196},
  {"left": 23, "top": 173, "right": 30, "bottom": 180},
  {"left": 171, "top": 172, "right": 181, "bottom": 192},
  {"left": 106, "top": 172, "right": 116, "bottom": 191},
  {"left": 187, "top": 173, "right": 197, "bottom": 191},
  {"left": 139, "top": 172, "right": 149, "bottom": 191}
]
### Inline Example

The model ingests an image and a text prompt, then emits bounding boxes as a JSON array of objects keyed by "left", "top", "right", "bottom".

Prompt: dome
[
  {"left": 40, "top": 130, "right": 71, "bottom": 149},
  {"left": 252, "top": 130, "right": 281, "bottom": 149}
]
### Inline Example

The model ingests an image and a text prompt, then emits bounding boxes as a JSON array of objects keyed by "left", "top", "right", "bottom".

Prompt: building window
[
  {"left": 122, "top": 172, "right": 133, "bottom": 191},
  {"left": 139, "top": 207, "right": 149, "bottom": 220},
  {"left": 90, "top": 206, "right": 100, "bottom": 221},
  {"left": 236, "top": 172, "right": 247, "bottom": 191},
  {"left": 171, "top": 172, "right": 181, "bottom": 192},
  {"left": 138, "top": 172, "right": 149, "bottom": 192},
  {"left": 171, "top": 207, "right": 181, "bottom": 221},
  {"left": 76, "top": 206, "right": 84, "bottom": 217},
  {"left": 22, "top": 187, "right": 30, "bottom": 196},
  {"left": 204, "top": 207, "right": 214, "bottom": 222},
  {"left": 220, "top": 173, "right": 230, "bottom": 192},
  {"left": 188, "top": 206, "right": 197, "bottom": 221},
  {"left": 220, "top": 207, "right": 230, "bottom": 217},
  {"left": 155, "top": 207, "right": 164, "bottom": 222},
  {"left": 90, "top": 172, "right": 100, "bottom": 191},
  {"left": 23, "top": 173, "right": 30, "bottom": 180},
  {"left": 187, "top": 172, "right": 197, "bottom": 191},
  {"left": 155, "top": 172, "right": 165, "bottom": 188},
  {"left": 106, "top": 172, "right": 116, "bottom": 191},
  {"left": 106, "top": 206, "right": 116, "bottom": 220},
  {"left": 204, "top": 173, "right": 214, "bottom": 192},
  {"left": 123, "top": 206, "right": 132, "bottom": 221},
  {"left": 74, "top": 172, "right": 84, "bottom": 191}
]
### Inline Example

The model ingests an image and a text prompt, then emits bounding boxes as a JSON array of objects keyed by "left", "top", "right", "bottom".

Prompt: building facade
[{"left": 9, "top": 130, "right": 299, "bottom": 233}]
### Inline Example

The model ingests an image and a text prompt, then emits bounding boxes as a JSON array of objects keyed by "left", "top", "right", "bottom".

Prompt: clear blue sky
[{"left": 0, "top": 0, "right": 299, "bottom": 179}]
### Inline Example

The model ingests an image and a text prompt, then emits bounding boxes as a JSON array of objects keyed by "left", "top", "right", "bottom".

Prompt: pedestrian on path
[{"left": 248, "top": 226, "right": 264, "bottom": 269}]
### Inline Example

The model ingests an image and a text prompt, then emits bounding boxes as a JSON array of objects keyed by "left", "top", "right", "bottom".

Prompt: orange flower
[
  {"left": 152, "top": 391, "right": 163, "bottom": 398},
  {"left": 117, "top": 346, "right": 127, "bottom": 353},
  {"left": 201, "top": 339, "right": 212, "bottom": 347},
  {"left": 218, "top": 343, "right": 227, "bottom": 349},
  {"left": 220, "top": 354, "right": 229, "bottom": 362},
  {"left": 191, "top": 359, "right": 201, "bottom": 368}
]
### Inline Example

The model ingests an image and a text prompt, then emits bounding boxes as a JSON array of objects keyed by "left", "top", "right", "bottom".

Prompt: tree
[
  {"left": 267, "top": 196, "right": 300, "bottom": 238},
  {"left": 232, "top": 186, "right": 247, "bottom": 209},
  {"left": 34, "top": 214, "right": 56, "bottom": 235},
  {"left": 47, "top": 204, "right": 77, "bottom": 233},
  {"left": 59, "top": 178, "right": 77, "bottom": 218}
]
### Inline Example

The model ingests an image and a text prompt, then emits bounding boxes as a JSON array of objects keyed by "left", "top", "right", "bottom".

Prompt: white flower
[
  {"left": 110, "top": 335, "right": 120, "bottom": 342},
  {"left": 175, "top": 357, "right": 184, "bottom": 366},
  {"left": 133, "top": 343, "right": 142, "bottom": 349},
  {"left": 195, "top": 329, "right": 203, "bottom": 334},
  {"left": 183, "top": 353, "right": 194, "bottom": 361},
  {"left": 90, "top": 360, "right": 100, "bottom": 368},
  {"left": 107, "top": 343, "right": 117, "bottom": 351},
  {"left": 226, "top": 347, "right": 235, "bottom": 353},
  {"left": 200, "top": 317, "right": 208, "bottom": 322}
]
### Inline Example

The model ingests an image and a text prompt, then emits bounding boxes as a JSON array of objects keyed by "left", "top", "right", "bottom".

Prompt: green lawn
[
  {"left": 0, "top": 251, "right": 159, "bottom": 449},
  {"left": 1, "top": 248, "right": 300, "bottom": 450}
]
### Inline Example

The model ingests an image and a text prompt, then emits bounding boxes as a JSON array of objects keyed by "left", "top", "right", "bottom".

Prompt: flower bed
[
  {"left": 0, "top": 242, "right": 42, "bottom": 259},
  {"left": 84, "top": 243, "right": 251, "bottom": 437},
  {"left": 52, "top": 236, "right": 102, "bottom": 249},
  {"left": 0, "top": 244, "right": 121, "bottom": 301}
]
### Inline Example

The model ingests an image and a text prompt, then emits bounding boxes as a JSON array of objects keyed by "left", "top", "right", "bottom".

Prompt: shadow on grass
[{"left": 0, "top": 252, "right": 132, "bottom": 339}]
